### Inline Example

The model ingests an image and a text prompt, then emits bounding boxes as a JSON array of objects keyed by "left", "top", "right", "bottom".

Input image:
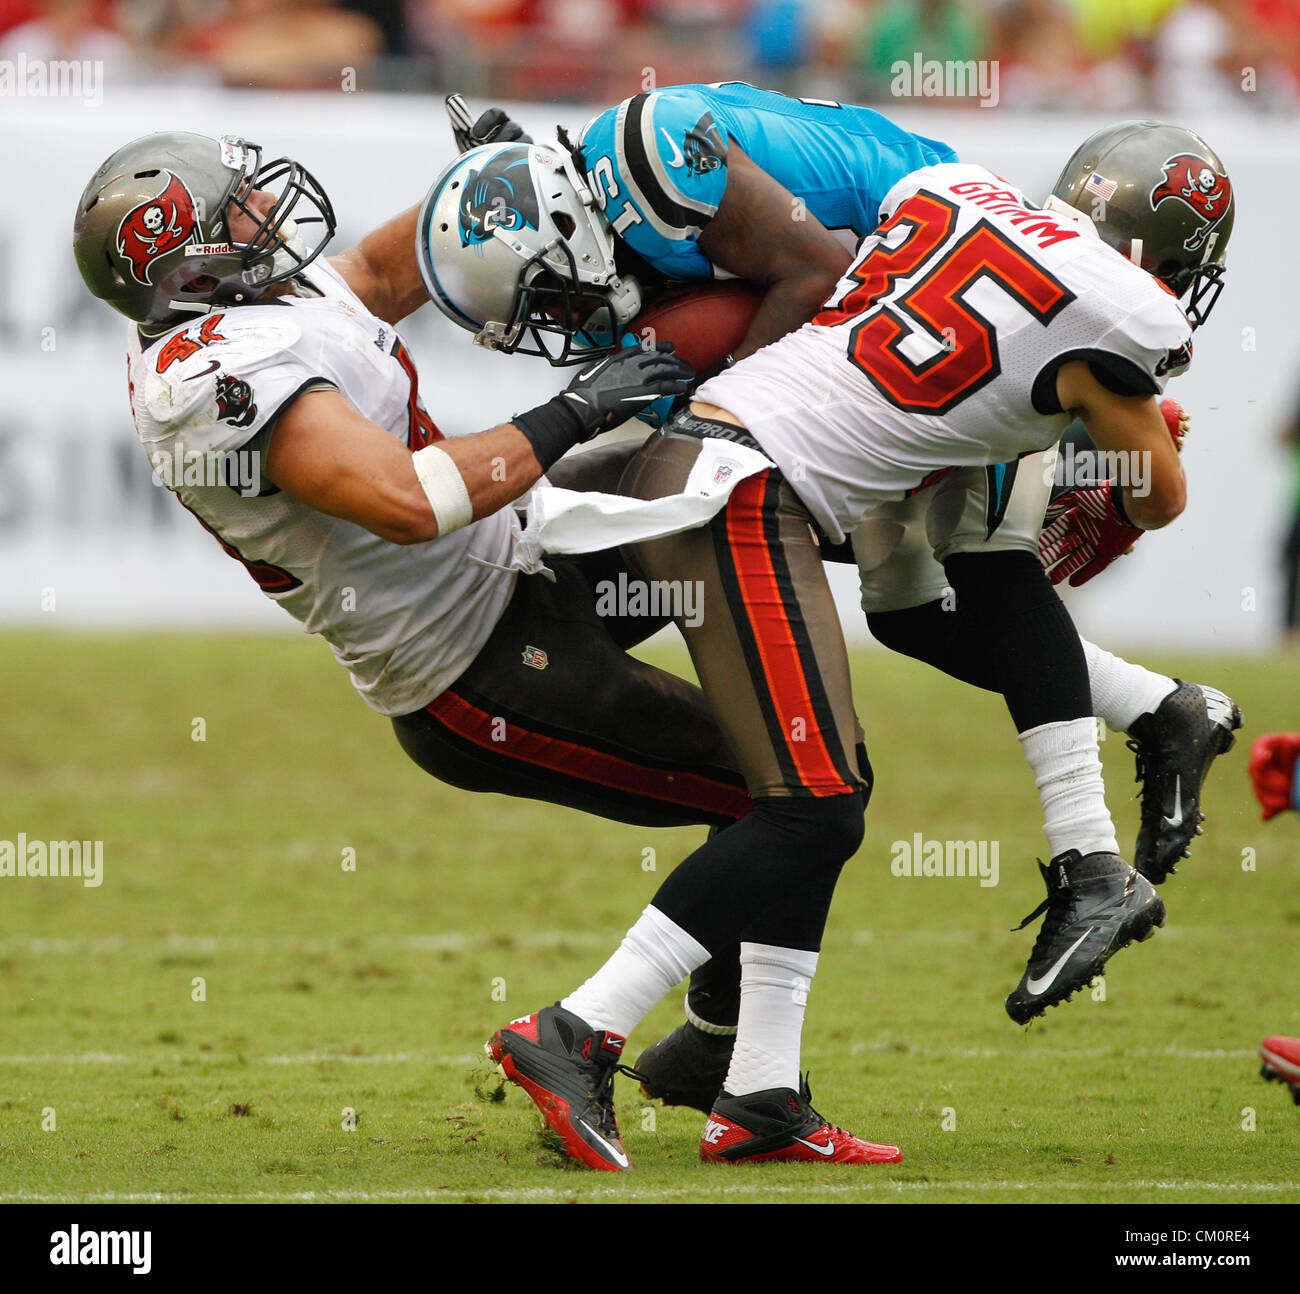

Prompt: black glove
[
  {"left": 446, "top": 94, "right": 533, "bottom": 153},
  {"left": 514, "top": 344, "right": 694, "bottom": 470}
]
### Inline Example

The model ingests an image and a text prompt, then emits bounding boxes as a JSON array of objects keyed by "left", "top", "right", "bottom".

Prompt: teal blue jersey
[{"left": 576, "top": 81, "right": 959, "bottom": 280}]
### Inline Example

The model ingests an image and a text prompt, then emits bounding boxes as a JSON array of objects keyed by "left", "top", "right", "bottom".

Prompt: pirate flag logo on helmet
[
  {"left": 1150, "top": 154, "right": 1233, "bottom": 254},
  {"left": 115, "top": 172, "right": 199, "bottom": 285}
]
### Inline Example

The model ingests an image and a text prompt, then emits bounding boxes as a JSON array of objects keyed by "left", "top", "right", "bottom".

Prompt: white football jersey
[
  {"left": 697, "top": 162, "right": 1193, "bottom": 544},
  {"left": 127, "top": 259, "right": 518, "bottom": 716}
]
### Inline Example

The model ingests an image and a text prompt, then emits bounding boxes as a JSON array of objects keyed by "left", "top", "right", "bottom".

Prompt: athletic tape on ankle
[{"left": 412, "top": 444, "right": 473, "bottom": 535}]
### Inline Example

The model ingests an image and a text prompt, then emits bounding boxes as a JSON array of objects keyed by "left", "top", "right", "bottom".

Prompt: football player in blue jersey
[
  {"left": 441, "top": 84, "right": 955, "bottom": 364},
  {"left": 427, "top": 90, "right": 1241, "bottom": 1118}
]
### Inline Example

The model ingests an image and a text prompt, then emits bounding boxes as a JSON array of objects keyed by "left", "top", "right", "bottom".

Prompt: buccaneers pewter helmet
[
  {"left": 416, "top": 140, "right": 642, "bottom": 364},
  {"left": 1045, "top": 121, "right": 1233, "bottom": 328},
  {"left": 73, "top": 132, "right": 336, "bottom": 328}
]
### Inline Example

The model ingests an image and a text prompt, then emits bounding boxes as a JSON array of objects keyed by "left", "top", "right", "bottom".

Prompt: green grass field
[{"left": 1, "top": 630, "right": 1297, "bottom": 1204}]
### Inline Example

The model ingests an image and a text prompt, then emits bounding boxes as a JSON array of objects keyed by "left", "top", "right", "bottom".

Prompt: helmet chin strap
[
  {"left": 267, "top": 217, "right": 310, "bottom": 281},
  {"left": 166, "top": 216, "right": 310, "bottom": 317},
  {"left": 605, "top": 272, "right": 642, "bottom": 328}
]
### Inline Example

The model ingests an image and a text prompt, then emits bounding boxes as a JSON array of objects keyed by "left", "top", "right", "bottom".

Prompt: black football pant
[
  {"left": 392, "top": 442, "right": 753, "bottom": 828},
  {"left": 392, "top": 547, "right": 752, "bottom": 829}
]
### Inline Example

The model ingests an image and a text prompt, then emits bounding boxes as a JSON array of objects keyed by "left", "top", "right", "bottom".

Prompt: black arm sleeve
[{"left": 1031, "top": 348, "right": 1159, "bottom": 416}]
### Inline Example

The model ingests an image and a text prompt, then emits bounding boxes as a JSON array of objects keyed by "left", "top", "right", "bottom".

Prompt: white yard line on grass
[
  {"left": 0, "top": 1052, "right": 481, "bottom": 1065},
  {"left": 0, "top": 1047, "right": 1258, "bottom": 1065},
  {"left": 0, "top": 924, "right": 1239, "bottom": 956},
  {"left": 848, "top": 1045, "right": 1260, "bottom": 1061},
  {"left": 0, "top": 931, "right": 610, "bottom": 955},
  {"left": 0, "top": 1180, "right": 1295, "bottom": 1203}
]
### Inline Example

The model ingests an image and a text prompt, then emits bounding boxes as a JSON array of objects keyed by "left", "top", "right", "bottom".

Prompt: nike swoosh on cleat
[
  {"left": 660, "top": 128, "right": 685, "bottom": 169},
  {"left": 576, "top": 1118, "right": 629, "bottom": 1168},
  {"left": 1024, "top": 927, "right": 1095, "bottom": 995},
  {"left": 1202, "top": 687, "right": 1238, "bottom": 728},
  {"left": 1163, "top": 776, "right": 1184, "bottom": 830},
  {"left": 793, "top": 1134, "right": 836, "bottom": 1157}
]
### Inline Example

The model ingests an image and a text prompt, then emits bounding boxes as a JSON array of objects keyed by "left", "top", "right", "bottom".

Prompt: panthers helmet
[
  {"left": 416, "top": 141, "right": 642, "bottom": 365},
  {"left": 1045, "top": 121, "right": 1232, "bottom": 328},
  {"left": 74, "top": 131, "right": 336, "bottom": 328}
]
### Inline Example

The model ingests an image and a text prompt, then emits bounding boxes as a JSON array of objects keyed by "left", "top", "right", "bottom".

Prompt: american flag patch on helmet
[{"left": 1085, "top": 172, "right": 1117, "bottom": 200}]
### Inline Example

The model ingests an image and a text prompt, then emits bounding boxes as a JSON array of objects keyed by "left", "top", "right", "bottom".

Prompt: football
[
  {"left": 1159, "top": 396, "right": 1188, "bottom": 451},
  {"left": 623, "top": 280, "right": 764, "bottom": 376}
]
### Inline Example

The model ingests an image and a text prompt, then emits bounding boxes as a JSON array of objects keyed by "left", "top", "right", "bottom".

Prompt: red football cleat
[
  {"left": 700, "top": 1079, "right": 902, "bottom": 1165},
  {"left": 1259, "top": 1036, "right": 1300, "bottom": 1105},
  {"left": 487, "top": 1004, "right": 635, "bottom": 1171}
]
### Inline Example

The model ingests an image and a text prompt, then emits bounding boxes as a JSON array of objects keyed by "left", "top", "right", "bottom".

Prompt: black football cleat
[
  {"left": 1006, "top": 850, "right": 1166, "bottom": 1024},
  {"left": 486, "top": 1004, "right": 640, "bottom": 1171},
  {"left": 1259, "top": 1036, "right": 1300, "bottom": 1106},
  {"left": 1126, "top": 680, "right": 1243, "bottom": 884},
  {"left": 635, "top": 1021, "right": 734, "bottom": 1114},
  {"left": 701, "top": 1077, "right": 902, "bottom": 1164}
]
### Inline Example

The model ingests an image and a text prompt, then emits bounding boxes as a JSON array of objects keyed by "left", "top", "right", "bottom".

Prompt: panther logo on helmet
[
  {"left": 458, "top": 146, "right": 539, "bottom": 247},
  {"left": 116, "top": 172, "right": 199, "bottom": 285},
  {"left": 1150, "top": 154, "right": 1233, "bottom": 253}
]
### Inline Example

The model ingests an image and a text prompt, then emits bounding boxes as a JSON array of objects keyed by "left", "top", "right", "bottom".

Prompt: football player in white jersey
[
  {"left": 461, "top": 124, "right": 1236, "bottom": 1170},
  {"left": 430, "top": 103, "right": 1240, "bottom": 905},
  {"left": 424, "top": 114, "right": 1241, "bottom": 1139},
  {"left": 74, "top": 134, "right": 803, "bottom": 861}
]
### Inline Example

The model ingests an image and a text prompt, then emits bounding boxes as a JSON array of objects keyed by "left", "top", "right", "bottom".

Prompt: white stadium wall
[{"left": 2, "top": 88, "right": 1295, "bottom": 649}]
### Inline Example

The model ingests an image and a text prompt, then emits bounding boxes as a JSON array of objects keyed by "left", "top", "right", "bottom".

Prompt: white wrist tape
[{"left": 412, "top": 443, "right": 474, "bottom": 535}]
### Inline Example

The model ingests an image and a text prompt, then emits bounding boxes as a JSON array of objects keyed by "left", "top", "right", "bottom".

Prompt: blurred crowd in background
[{"left": 1, "top": 0, "right": 1297, "bottom": 110}]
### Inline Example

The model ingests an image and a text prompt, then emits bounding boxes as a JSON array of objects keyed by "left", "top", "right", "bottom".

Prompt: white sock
[
  {"left": 561, "top": 905, "right": 709, "bottom": 1039},
  {"left": 722, "top": 943, "right": 819, "bottom": 1097},
  {"left": 1082, "top": 637, "right": 1177, "bottom": 733},
  {"left": 1019, "top": 717, "right": 1120, "bottom": 859}
]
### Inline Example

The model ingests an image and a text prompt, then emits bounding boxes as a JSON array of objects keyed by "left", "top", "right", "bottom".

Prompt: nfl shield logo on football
[
  {"left": 712, "top": 462, "right": 734, "bottom": 487},
  {"left": 522, "top": 644, "right": 549, "bottom": 670}
]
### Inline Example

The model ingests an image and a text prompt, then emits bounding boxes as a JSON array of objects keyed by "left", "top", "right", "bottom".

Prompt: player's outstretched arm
[
  {"left": 1055, "top": 360, "right": 1186, "bottom": 530},
  {"left": 329, "top": 205, "right": 429, "bottom": 326},
  {"left": 264, "top": 346, "right": 692, "bottom": 544},
  {"left": 696, "top": 146, "right": 852, "bottom": 361},
  {"left": 264, "top": 389, "right": 542, "bottom": 544}
]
